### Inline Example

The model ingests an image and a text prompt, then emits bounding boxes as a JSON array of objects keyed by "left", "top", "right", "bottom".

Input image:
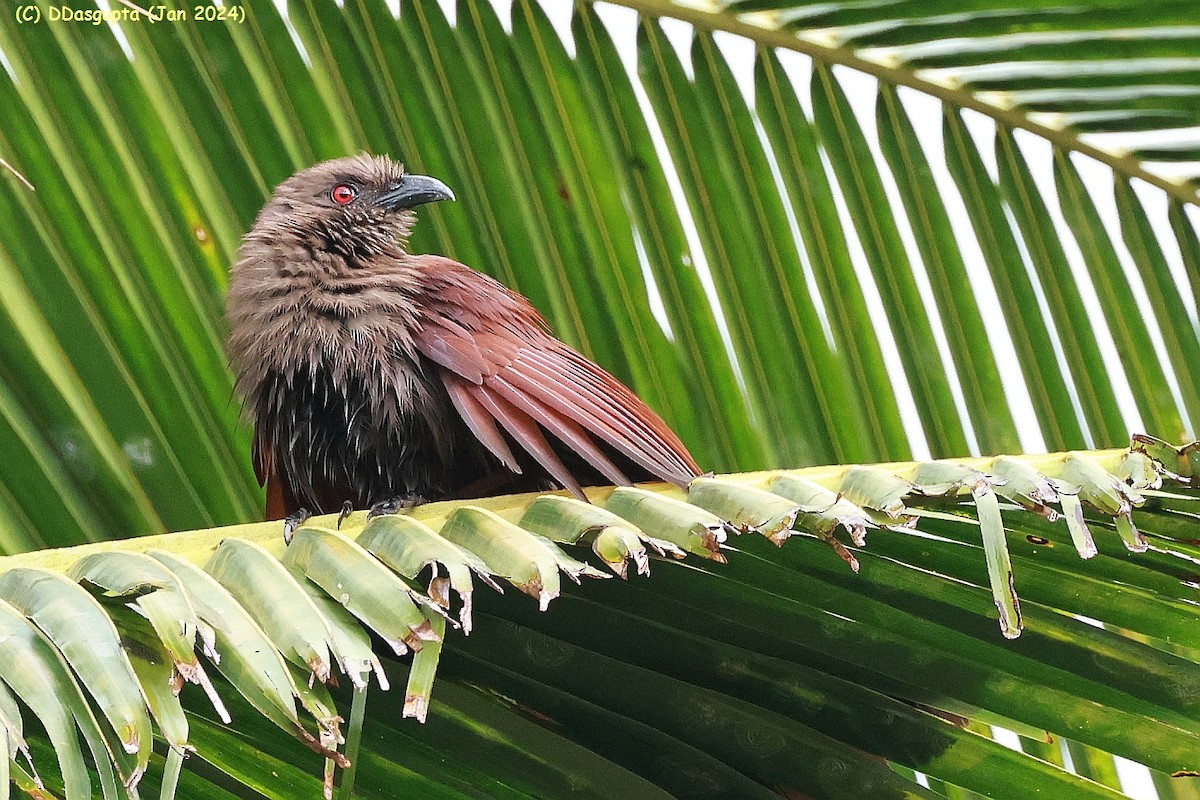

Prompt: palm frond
[
  {"left": 0, "top": 1, "right": 1198, "bottom": 797},
  {"left": 1, "top": 441, "right": 1198, "bottom": 797},
  {"left": 0, "top": 1, "right": 1195, "bottom": 551}
]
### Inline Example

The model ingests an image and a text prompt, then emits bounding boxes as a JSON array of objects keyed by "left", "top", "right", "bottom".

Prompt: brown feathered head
[{"left": 242, "top": 153, "right": 455, "bottom": 261}]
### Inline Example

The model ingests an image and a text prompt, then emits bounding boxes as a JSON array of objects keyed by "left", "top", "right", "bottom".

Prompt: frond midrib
[{"left": 599, "top": 0, "right": 1200, "bottom": 207}]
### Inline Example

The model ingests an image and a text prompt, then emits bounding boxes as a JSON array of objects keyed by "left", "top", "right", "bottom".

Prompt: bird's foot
[
  {"left": 283, "top": 508, "right": 311, "bottom": 545},
  {"left": 336, "top": 500, "right": 354, "bottom": 530},
  {"left": 366, "top": 494, "right": 428, "bottom": 521}
]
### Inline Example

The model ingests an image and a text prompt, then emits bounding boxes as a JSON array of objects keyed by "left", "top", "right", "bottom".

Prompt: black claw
[
  {"left": 337, "top": 500, "right": 354, "bottom": 530},
  {"left": 366, "top": 494, "right": 427, "bottom": 521},
  {"left": 283, "top": 508, "right": 311, "bottom": 545}
]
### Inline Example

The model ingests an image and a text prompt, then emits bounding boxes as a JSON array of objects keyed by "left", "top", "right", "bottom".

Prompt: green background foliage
[{"left": 0, "top": 0, "right": 1199, "bottom": 798}]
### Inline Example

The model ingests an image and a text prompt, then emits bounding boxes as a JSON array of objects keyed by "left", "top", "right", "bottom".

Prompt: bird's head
[{"left": 248, "top": 153, "right": 455, "bottom": 262}]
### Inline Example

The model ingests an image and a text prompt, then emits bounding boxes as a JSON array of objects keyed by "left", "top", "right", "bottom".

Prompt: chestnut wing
[{"left": 410, "top": 257, "right": 701, "bottom": 500}]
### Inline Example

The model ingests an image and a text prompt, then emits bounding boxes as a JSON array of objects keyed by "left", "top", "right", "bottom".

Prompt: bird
[{"left": 227, "top": 154, "right": 702, "bottom": 523}]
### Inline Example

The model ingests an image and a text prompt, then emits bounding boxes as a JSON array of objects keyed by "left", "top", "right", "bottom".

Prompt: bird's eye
[{"left": 331, "top": 183, "right": 358, "bottom": 205}]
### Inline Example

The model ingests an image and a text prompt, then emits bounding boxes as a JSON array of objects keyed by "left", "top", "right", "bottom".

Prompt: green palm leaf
[
  {"left": 1, "top": 447, "right": 1198, "bottom": 798},
  {"left": 1, "top": 0, "right": 1198, "bottom": 798}
]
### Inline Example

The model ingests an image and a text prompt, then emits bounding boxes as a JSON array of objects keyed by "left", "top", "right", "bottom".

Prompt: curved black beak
[{"left": 378, "top": 174, "right": 456, "bottom": 210}]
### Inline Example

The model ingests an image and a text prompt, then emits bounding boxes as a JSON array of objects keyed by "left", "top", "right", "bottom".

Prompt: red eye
[{"left": 331, "top": 183, "right": 358, "bottom": 205}]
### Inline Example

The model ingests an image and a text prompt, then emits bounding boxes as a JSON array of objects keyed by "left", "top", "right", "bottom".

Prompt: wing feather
[
  {"left": 486, "top": 375, "right": 631, "bottom": 487},
  {"left": 410, "top": 256, "right": 701, "bottom": 495},
  {"left": 470, "top": 384, "right": 585, "bottom": 498},
  {"left": 414, "top": 319, "right": 489, "bottom": 383},
  {"left": 516, "top": 347, "right": 699, "bottom": 481},
  {"left": 444, "top": 375, "right": 522, "bottom": 473},
  {"left": 502, "top": 354, "right": 688, "bottom": 483}
]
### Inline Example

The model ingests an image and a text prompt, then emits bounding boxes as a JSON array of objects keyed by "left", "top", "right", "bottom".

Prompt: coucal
[{"left": 227, "top": 154, "right": 702, "bottom": 520}]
